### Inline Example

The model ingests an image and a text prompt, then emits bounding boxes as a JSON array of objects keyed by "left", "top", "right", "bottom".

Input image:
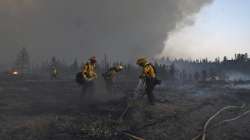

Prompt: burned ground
[{"left": 0, "top": 79, "right": 249, "bottom": 140}]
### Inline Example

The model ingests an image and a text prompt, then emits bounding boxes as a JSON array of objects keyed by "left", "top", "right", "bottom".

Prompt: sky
[{"left": 161, "top": 0, "right": 250, "bottom": 60}]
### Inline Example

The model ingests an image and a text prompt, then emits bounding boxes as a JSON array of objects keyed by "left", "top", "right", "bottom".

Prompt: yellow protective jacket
[
  {"left": 52, "top": 68, "right": 57, "bottom": 75},
  {"left": 141, "top": 63, "right": 156, "bottom": 78},
  {"left": 82, "top": 62, "right": 97, "bottom": 80}
]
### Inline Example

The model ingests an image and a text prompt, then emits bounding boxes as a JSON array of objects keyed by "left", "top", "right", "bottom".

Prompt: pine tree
[
  {"left": 15, "top": 48, "right": 30, "bottom": 73},
  {"left": 201, "top": 70, "right": 207, "bottom": 81},
  {"left": 194, "top": 72, "right": 200, "bottom": 81},
  {"left": 169, "top": 63, "right": 176, "bottom": 81},
  {"left": 70, "top": 59, "right": 79, "bottom": 72}
]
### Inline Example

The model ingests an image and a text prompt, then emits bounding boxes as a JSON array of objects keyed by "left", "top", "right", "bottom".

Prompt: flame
[{"left": 12, "top": 71, "right": 19, "bottom": 75}]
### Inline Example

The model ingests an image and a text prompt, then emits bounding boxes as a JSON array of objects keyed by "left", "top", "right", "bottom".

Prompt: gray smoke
[{"left": 0, "top": 0, "right": 213, "bottom": 64}]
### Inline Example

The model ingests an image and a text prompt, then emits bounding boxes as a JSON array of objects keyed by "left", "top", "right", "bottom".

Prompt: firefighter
[
  {"left": 51, "top": 67, "right": 58, "bottom": 79},
  {"left": 136, "top": 58, "right": 160, "bottom": 105},
  {"left": 80, "top": 56, "right": 97, "bottom": 95},
  {"left": 102, "top": 65, "right": 124, "bottom": 93}
]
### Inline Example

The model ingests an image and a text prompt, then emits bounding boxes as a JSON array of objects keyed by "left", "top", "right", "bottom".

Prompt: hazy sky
[{"left": 161, "top": 0, "right": 250, "bottom": 60}]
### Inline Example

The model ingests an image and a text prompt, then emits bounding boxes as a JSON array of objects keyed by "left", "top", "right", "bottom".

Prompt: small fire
[
  {"left": 6, "top": 69, "right": 20, "bottom": 76},
  {"left": 12, "top": 71, "right": 19, "bottom": 75}
]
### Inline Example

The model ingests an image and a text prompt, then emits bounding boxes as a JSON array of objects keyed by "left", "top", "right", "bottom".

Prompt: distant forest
[{"left": 4, "top": 48, "right": 250, "bottom": 82}]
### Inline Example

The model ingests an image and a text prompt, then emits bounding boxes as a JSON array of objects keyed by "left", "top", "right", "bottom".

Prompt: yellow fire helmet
[{"left": 136, "top": 58, "right": 148, "bottom": 66}]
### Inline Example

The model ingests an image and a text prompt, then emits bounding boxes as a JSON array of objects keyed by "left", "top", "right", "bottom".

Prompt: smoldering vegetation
[{"left": 1, "top": 54, "right": 250, "bottom": 140}]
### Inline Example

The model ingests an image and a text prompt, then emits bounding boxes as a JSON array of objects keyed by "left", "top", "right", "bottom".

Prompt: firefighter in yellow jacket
[
  {"left": 51, "top": 67, "right": 58, "bottom": 79},
  {"left": 136, "top": 58, "right": 160, "bottom": 105},
  {"left": 102, "top": 65, "right": 124, "bottom": 93},
  {"left": 81, "top": 56, "right": 97, "bottom": 95},
  {"left": 82, "top": 57, "right": 97, "bottom": 81}
]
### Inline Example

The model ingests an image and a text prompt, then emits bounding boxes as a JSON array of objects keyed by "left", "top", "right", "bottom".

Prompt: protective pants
[
  {"left": 81, "top": 81, "right": 94, "bottom": 97},
  {"left": 145, "top": 77, "right": 156, "bottom": 105}
]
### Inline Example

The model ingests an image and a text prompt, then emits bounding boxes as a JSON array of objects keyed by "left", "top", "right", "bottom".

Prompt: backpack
[
  {"left": 75, "top": 72, "right": 85, "bottom": 85},
  {"left": 145, "top": 63, "right": 161, "bottom": 85}
]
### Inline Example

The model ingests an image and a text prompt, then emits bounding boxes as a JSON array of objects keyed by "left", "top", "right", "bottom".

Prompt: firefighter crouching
[
  {"left": 76, "top": 57, "right": 97, "bottom": 95},
  {"left": 102, "top": 65, "right": 124, "bottom": 93},
  {"left": 136, "top": 58, "right": 161, "bottom": 105}
]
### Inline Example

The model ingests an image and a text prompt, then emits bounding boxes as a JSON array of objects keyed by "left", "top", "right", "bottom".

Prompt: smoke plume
[{"left": 0, "top": 0, "right": 213, "bottom": 64}]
